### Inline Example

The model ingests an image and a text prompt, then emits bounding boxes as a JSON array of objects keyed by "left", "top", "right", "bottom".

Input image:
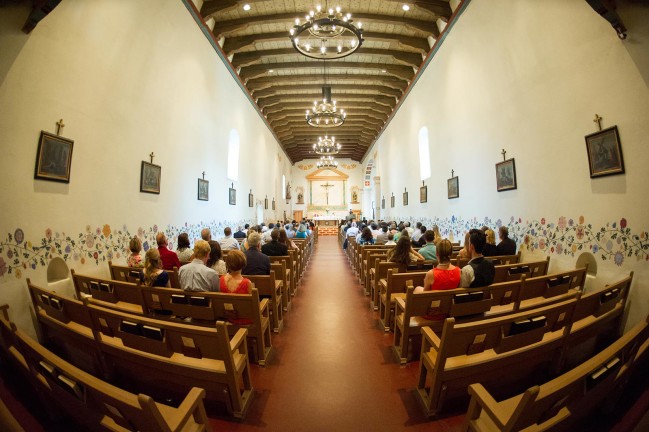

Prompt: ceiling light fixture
[
  {"left": 306, "top": 86, "right": 346, "bottom": 128},
  {"left": 312, "top": 135, "right": 341, "bottom": 155},
  {"left": 243, "top": 4, "right": 251, "bottom": 11},
  {"left": 289, "top": 5, "right": 364, "bottom": 59},
  {"left": 316, "top": 155, "right": 339, "bottom": 169},
  {"left": 402, "top": 4, "right": 410, "bottom": 12}
]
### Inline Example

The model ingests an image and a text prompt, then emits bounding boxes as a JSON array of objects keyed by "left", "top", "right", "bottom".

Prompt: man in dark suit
[
  {"left": 242, "top": 232, "right": 270, "bottom": 275},
  {"left": 496, "top": 226, "right": 517, "bottom": 256},
  {"left": 262, "top": 229, "right": 288, "bottom": 256},
  {"left": 233, "top": 225, "right": 246, "bottom": 239}
]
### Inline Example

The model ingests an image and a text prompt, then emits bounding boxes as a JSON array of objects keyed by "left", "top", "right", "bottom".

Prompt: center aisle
[{"left": 210, "top": 236, "right": 463, "bottom": 431}]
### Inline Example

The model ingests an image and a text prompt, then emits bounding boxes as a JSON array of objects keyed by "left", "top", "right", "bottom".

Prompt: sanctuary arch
[{"left": 306, "top": 168, "right": 349, "bottom": 217}]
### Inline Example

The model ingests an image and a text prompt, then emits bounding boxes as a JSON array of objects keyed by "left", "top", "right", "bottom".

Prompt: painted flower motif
[
  {"left": 541, "top": 218, "right": 546, "bottom": 225},
  {"left": 81, "top": 257, "right": 86, "bottom": 265},
  {"left": 116, "top": 252, "right": 121, "bottom": 259},
  {"left": 496, "top": 219, "right": 502, "bottom": 228},
  {"left": 0, "top": 257, "right": 7, "bottom": 277},
  {"left": 102, "top": 224, "right": 111, "bottom": 237},
  {"left": 55, "top": 232, "right": 60, "bottom": 239},
  {"left": 551, "top": 247, "right": 555, "bottom": 253},
  {"left": 579, "top": 216, "right": 585, "bottom": 225},
  {"left": 556, "top": 243, "right": 563, "bottom": 254},
  {"left": 137, "top": 227, "right": 144, "bottom": 238},
  {"left": 45, "top": 228, "right": 52, "bottom": 240},
  {"left": 95, "top": 227, "right": 101, "bottom": 236},
  {"left": 22, "top": 262, "right": 27, "bottom": 269},
  {"left": 14, "top": 228, "right": 24, "bottom": 244},
  {"left": 85, "top": 234, "right": 94, "bottom": 248},
  {"left": 15, "top": 268, "right": 22, "bottom": 279},
  {"left": 73, "top": 253, "right": 80, "bottom": 261},
  {"left": 576, "top": 227, "right": 584, "bottom": 240},
  {"left": 50, "top": 246, "right": 55, "bottom": 254},
  {"left": 558, "top": 217, "right": 567, "bottom": 230},
  {"left": 592, "top": 244, "right": 599, "bottom": 254},
  {"left": 620, "top": 218, "right": 627, "bottom": 229},
  {"left": 107, "top": 251, "right": 113, "bottom": 260},
  {"left": 123, "top": 224, "right": 128, "bottom": 231},
  {"left": 86, "top": 225, "right": 91, "bottom": 233},
  {"left": 568, "top": 219, "right": 574, "bottom": 227},
  {"left": 539, "top": 239, "right": 546, "bottom": 250},
  {"left": 65, "top": 245, "right": 71, "bottom": 254},
  {"left": 93, "top": 252, "right": 99, "bottom": 260},
  {"left": 510, "top": 216, "right": 515, "bottom": 223},
  {"left": 614, "top": 252, "right": 624, "bottom": 266},
  {"left": 143, "top": 241, "right": 150, "bottom": 252},
  {"left": 572, "top": 244, "right": 577, "bottom": 253},
  {"left": 31, "top": 263, "right": 36, "bottom": 270},
  {"left": 7, "top": 250, "right": 13, "bottom": 259},
  {"left": 153, "top": 224, "right": 158, "bottom": 233},
  {"left": 606, "top": 240, "right": 613, "bottom": 251}
]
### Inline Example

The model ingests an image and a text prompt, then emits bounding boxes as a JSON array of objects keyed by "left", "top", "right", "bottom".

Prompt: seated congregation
[{"left": 343, "top": 217, "right": 647, "bottom": 429}]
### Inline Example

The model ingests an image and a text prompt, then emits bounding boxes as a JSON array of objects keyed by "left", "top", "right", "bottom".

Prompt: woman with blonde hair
[
  {"left": 457, "top": 232, "right": 471, "bottom": 259},
  {"left": 219, "top": 250, "right": 251, "bottom": 294},
  {"left": 432, "top": 225, "right": 442, "bottom": 246},
  {"left": 416, "top": 240, "right": 460, "bottom": 292},
  {"left": 127, "top": 237, "right": 143, "bottom": 267},
  {"left": 483, "top": 229, "right": 498, "bottom": 257},
  {"left": 141, "top": 248, "right": 170, "bottom": 287}
]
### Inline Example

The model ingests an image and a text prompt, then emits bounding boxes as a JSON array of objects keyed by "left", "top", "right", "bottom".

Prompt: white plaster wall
[
  {"left": 291, "top": 159, "right": 364, "bottom": 218},
  {"left": 0, "top": 0, "right": 292, "bottom": 336},
  {"left": 366, "top": 0, "right": 649, "bottom": 329}
]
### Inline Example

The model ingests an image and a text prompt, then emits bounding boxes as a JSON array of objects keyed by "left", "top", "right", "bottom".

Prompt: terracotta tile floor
[{"left": 208, "top": 236, "right": 464, "bottom": 431}]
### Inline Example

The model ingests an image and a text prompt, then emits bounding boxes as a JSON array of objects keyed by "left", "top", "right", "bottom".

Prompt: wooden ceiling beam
[
  {"left": 254, "top": 84, "right": 403, "bottom": 100},
  {"left": 240, "top": 61, "right": 415, "bottom": 81},
  {"left": 258, "top": 93, "right": 396, "bottom": 108},
  {"left": 247, "top": 74, "right": 408, "bottom": 91},
  {"left": 382, "top": 0, "right": 452, "bottom": 17}
]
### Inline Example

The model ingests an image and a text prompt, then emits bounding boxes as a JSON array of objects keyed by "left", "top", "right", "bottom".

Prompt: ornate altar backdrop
[{"left": 306, "top": 168, "right": 349, "bottom": 215}]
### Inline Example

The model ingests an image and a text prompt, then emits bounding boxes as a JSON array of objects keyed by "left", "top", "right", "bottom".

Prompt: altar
[{"left": 312, "top": 216, "right": 344, "bottom": 236}]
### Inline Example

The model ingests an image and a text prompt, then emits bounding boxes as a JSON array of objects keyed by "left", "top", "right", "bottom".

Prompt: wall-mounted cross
[
  {"left": 149, "top": 152, "right": 155, "bottom": 163},
  {"left": 501, "top": 149, "right": 507, "bottom": 161},
  {"left": 202, "top": 171, "right": 206, "bottom": 180},
  {"left": 55, "top": 119, "right": 65, "bottom": 135},
  {"left": 451, "top": 169, "right": 455, "bottom": 178},
  {"left": 593, "top": 114, "right": 603, "bottom": 131}
]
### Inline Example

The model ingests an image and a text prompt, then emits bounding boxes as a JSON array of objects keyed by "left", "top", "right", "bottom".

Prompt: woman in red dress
[
  {"left": 219, "top": 250, "right": 252, "bottom": 294},
  {"left": 416, "top": 239, "right": 460, "bottom": 292}
]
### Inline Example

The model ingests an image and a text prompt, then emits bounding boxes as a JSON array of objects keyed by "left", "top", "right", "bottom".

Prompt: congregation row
[{"left": 122, "top": 221, "right": 315, "bottom": 294}]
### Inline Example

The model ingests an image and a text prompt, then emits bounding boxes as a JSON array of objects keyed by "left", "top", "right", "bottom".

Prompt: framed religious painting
[
  {"left": 197, "top": 179, "right": 209, "bottom": 201},
  {"left": 264, "top": 196, "right": 269, "bottom": 209},
  {"left": 248, "top": 190, "right": 254, "bottom": 207},
  {"left": 272, "top": 198, "right": 276, "bottom": 210},
  {"left": 229, "top": 186, "right": 236, "bottom": 205},
  {"left": 420, "top": 184, "right": 427, "bottom": 203},
  {"left": 34, "top": 131, "right": 74, "bottom": 183},
  {"left": 381, "top": 196, "right": 385, "bottom": 210},
  {"left": 495, "top": 159, "right": 517, "bottom": 192},
  {"left": 390, "top": 194, "right": 395, "bottom": 208},
  {"left": 403, "top": 189, "right": 409, "bottom": 206},
  {"left": 447, "top": 176, "right": 459, "bottom": 199},
  {"left": 140, "top": 161, "right": 161, "bottom": 194},
  {"left": 585, "top": 126, "right": 624, "bottom": 178}
]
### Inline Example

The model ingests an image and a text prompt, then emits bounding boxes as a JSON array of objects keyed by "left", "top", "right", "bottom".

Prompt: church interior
[{"left": 1, "top": 0, "right": 648, "bottom": 430}]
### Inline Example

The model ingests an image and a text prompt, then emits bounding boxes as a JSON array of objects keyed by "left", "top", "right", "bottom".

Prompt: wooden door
[{"left": 293, "top": 211, "right": 303, "bottom": 222}]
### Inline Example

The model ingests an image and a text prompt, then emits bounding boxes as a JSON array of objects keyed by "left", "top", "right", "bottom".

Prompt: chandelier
[
  {"left": 289, "top": 5, "right": 364, "bottom": 59},
  {"left": 313, "top": 135, "right": 341, "bottom": 155},
  {"left": 306, "top": 86, "right": 346, "bottom": 127},
  {"left": 317, "top": 155, "right": 338, "bottom": 169}
]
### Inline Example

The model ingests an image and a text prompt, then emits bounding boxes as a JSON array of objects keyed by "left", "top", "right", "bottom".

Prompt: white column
[{"left": 373, "top": 176, "right": 381, "bottom": 220}]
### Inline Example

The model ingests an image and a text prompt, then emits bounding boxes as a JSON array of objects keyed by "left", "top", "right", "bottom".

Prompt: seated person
[
  {"left": 376, "top": 225, "right": 389, "bottom": 245},
  {"left": 219, "top": 227, "right": 241, "bottom": 250},
  {"left": 278, "top": 228, "right": 296, "bottom": 251},
  {"left": 295, "top": 223, "right": 308, "bottom": 239},
  {"left": 261, "top": 223, "right": 275, "bottom": 245},
  {"left": 385, "top": 232, "right": 396, "bottom": 246},
  {"left": 262, "top": 229, "right": 289, "bottom": 256},
  {"left": 358, "top": 227, "right": 375, "bottom": 245},
  {"left": 127, "top": 237, "right": 143, "bottom": 267},
  {"left": 412, "top": 225, "right": 427, "bottom": 247},
  {"left": 178, "top": 240, "right": 219, "bottom": 292},
  {"left": 415, "top": 240, "right": 460, "bottom": 292},
  {"left": 460, "top": 230, "right": 496, "bottom": 288},
  {"left": 233, "top": 226, "right": 247, "bottom": 239},
  {"left": 496, "top": 226, "right": 517, "bottom": 255},
  {"left": 457, "top": 232, "right": 471, "bottom": 259},
  {"left": 432, "top": 225, "right": 442, "bottom": 246},
  {"left": 200, "top": 228, "right": 211, "bottom": 241},
  {"left": 483, "top": 229, "right": 498, "bottom": 257},
  {"left": 207, "top": 240, "right": 227, "bottom": 275},
  {"left": 387, "top": 236, "right": 425, "bottom": 265},
  {"left": 220, "top": 250, "right": 251, "bottom": 294},
  {"left": 418, "top": 230, "right": 437, "bottom": 260},
  {"left": 156, "top": 232, "right": 181, "bottom": 270},
  {"left": 176, "top": 232, "right": 193, "bottom": 263},
  {"left": 242, "top": 232, "right": 271, "bottom": 275},
  {"left": 140, "top": 248, "right": 170, "bottom": 287}
]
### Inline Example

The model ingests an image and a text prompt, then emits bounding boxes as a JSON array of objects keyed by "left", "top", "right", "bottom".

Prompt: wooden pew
[
  {"left": 492, "top": 257, "right": 550, "bottom": 283},
  {"left": 71, "top": 270, "right": 145, "bottom": 315},
  {"left": 416, "top": 298, "right": 578, "bottom": 417},
  {"left": 0, "top": 305, "right": 212, "bottom": 431},
  {"left": 359, "top": 245, "right": 392, "bottom": 286},
  {"left": 364, "top": 251, "right": 390, "bottom": 296},
  {"left": 246, "top": 272, "right": 284, "bottom": 333},
  {"left": 271, "top": 261, "right": 291, "bottom": 312},
  {"left": 370, "top": 261, "right": 406, "bottom": 310},
  {"left": 27, "top": 279, "right": 254, "bottom": 418},
  {"left": 270, "top": 256, "right": 295, "bottom": 299},
  {"left": 462, "top": 313, "right": 649, "bottom": 431},
  {"left": 518, "top": 267, "right": 587, "bottom": 312},
  {"left": 378, "top": 269, "right": 427, "bottom": 331},
  {"left": 109, "top": 260, "right": 180, "bottom": 288}
]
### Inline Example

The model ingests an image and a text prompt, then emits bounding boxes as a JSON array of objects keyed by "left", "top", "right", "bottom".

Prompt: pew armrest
[
  {"left": 230, "top": 328, "right": 248, "bottom": 352},
  {"left": 164, "top": 387, "right": 209, "bottom": 431},
  {"left": 395, "top": 297, "right": 406, "bottom": 314},
  {"left": 421, "top": 326, "right": 441, "bottom": 350},
  {"left": 259, "top": 298, "right": 269, "bottom": 316},
  {"left": 466, "top": 383, "right": 507, "bottom": 427}
]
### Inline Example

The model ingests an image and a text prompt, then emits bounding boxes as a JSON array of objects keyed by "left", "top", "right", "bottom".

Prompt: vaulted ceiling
[{"left": 199, "top": 0, "right": 457, "bottom": 163}]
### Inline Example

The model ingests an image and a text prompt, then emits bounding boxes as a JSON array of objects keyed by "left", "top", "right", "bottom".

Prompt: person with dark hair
[
  {"left": 176, "top": 233, "right": 193, "bottom": 262},
  {"left": 496, "top": 226, "right": 517, "bottom": 255},
  {"left": 412, "top": 225, "right": 427, "bottom": 247},
  {"left": 387, "top": 236, "right": 424, "bottom": 265},
  {"left": 385, "top": 232, "right": 396, "bottom": 246},
  {"left": 233, "top": 226, "right": 247, "bottom": 239},
  {"left": 358, "top": 227, "right": 375, "bottom": 245},
  {"left": 278, "top": 228, "right": 296, "bottom": 251},
  {"left": 127, "top": 237, "right": 143, "bottom": 267},
  {"left": 200, "top": 228, "right": 211, "bottom": 242},
  {"left": 207, "top": 240, "right": 227, "bottom": 275},
  {"left": 156, "top": 232, "right": 181, "bottom": 270},
  {"left": 416, "top": 240, "right": 459, "bottom": 292},
  {"left": 460, "top": 230, "right": 495, "bottom": 288},
  {"left": 376, "top": 225, "right": 389, "bottom": 245},
  {"left": 418, "top": 230, "right": 437, "bottom": 260},
  {"left": 262, "top": 229, "right": 288, "bottom": 256},
  {"left": 412, "top": 222, "right": 423, "bottom": 243},
  {"left": 219, "top": 227, "right": 240, "bottom": 250}
]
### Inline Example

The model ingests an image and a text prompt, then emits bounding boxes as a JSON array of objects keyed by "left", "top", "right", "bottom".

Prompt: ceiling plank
[
  {"left": 246, "top": 74, "right": 408, "bottom": 91},
  {"left": 240, "top": 61, "right": 415, "bottom": 81},
  {"left": 255, "top": 85, "right": 402, "bottom": 100}
]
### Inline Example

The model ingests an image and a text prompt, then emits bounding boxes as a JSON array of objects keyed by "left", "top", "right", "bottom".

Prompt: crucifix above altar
[{"left": 305, "top": 167, "right": 349, "bottom": 215}]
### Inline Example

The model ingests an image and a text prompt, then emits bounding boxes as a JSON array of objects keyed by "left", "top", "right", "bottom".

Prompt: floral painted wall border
[
  {"left": 0, "top": 219, "right": 253, "bottom": 280},
  {"left": 380, "top": 215, "right": 649, "bottom": 266}
]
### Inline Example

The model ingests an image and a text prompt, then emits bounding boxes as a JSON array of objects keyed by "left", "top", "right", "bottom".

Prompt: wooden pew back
[
  {"left": 492, "top": 257, "right": 550, "bottom": 283},
  {"left": 109, "top": 260, "right": 180, "bottom": 288},
  {"left": 72, "top": 270, "right": 145, "bottom": 314},
  {"left": 518, "top": 267, "right": 587, "bottom": 310}
]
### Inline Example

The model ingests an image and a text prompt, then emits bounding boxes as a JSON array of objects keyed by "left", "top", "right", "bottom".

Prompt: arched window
[
  {"left": 227, "top": 129, "right": 240, "bottom": 181},
  {"left": 418, "top": 127, "right": 431, "bottom": 181},
  {"left": 282, "top": 175, "right": 286, "bottom": 199}
]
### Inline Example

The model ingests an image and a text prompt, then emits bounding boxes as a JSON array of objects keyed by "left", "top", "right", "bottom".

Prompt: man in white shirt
[
  {"left": 411, "top": 222, "right": 423, "bottom": 243},
  {"left": 179, "top": 240, "right": 219, "bottom": 292},
  {"left": 219, "top": 227, "right": 241, "bottom": 250},
  {"left": 346, "top": 222, "right": 359, "bottom": 238},
  {"left": 261, "top": 223, "right": 275, "bottom": 245},
  {"left": 405, "top": 222, "right": 415, "bottom": 237}
]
